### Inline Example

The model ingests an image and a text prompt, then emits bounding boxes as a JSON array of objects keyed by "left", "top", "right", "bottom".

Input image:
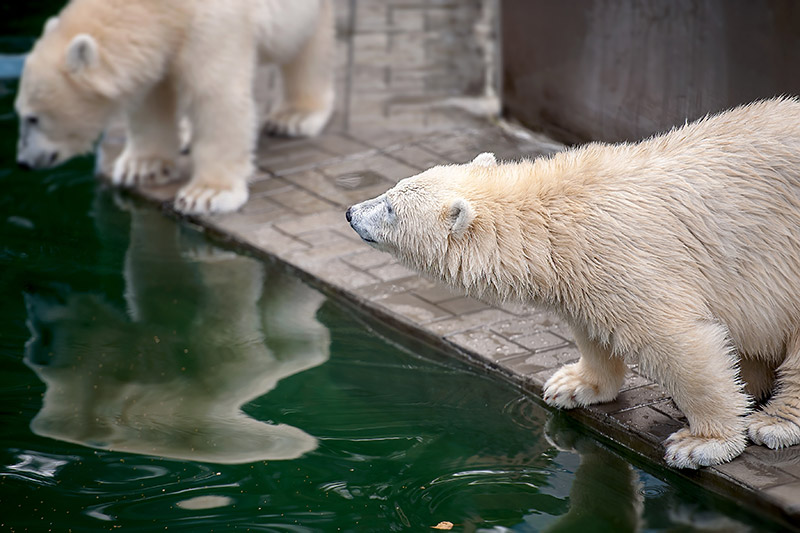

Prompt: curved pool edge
[{"left": 100, "top": 115, "right": 800, "bottom": 531}]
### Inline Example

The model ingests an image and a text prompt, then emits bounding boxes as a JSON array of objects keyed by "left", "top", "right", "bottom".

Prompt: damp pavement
[{"left": 96, "top": 0, "right": 800, "bottom": 528}]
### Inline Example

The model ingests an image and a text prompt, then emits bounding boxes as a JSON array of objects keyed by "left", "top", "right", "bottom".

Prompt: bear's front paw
[
  {"left": 542, "top": 362, "right": 619, "bottom": 409},
  {"left": 664, "top": 428, "right": 746, "bottom": 469},
  {"left": 174, "top": 182, "right": 248, "bottom": 215},
  {"left": 747, "top": 409, "right": 800, "bottom": 449},
  {"left": 112, "top": 150, "right": 181, "bottom": 187},
  {"left": 264, "top": 107, "right": 331, "bottom": 138}
]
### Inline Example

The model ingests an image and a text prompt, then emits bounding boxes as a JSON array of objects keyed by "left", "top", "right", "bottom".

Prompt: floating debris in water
[
  {"left": 7, "top": 216, "right": 34, "bottom": 230},
  {"left": 175, "top": 495, "right": 233, "bottom": 510}
]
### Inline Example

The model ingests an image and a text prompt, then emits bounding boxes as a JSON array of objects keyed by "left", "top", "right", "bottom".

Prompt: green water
[{"left": 0, "top": 4, "right": 787, "bottom": 532}]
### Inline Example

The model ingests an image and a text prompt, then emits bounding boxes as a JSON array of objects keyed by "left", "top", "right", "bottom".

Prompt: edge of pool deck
[
  {"left": 106, "top": 117, "right": 800, "bottom": 530},
  {"left": 96, "top": 0, "right": 800, "bottom": 528}
]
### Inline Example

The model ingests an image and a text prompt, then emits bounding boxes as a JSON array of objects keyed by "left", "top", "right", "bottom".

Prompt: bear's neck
[
  {"left": 58, "top": 0, "right": 190, "bottom": 96},
  {"left": 445, "top": 154, "right": 618, "bottom": 312},
  {"left": 438, "top": 184, "right": 557, "bottom": 305}
]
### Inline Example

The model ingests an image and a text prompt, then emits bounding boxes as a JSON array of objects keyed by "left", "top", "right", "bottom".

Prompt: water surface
[{"left": 0, "top": 5, "right": 785, "bottom": 532}]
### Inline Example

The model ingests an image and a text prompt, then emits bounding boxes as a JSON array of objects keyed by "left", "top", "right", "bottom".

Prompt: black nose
[
  {"left": 345, "top": 207, "right": 352, "bottom": 222},
  {"left": 17, "top": 160, "right": 32, "bottom": 171}
]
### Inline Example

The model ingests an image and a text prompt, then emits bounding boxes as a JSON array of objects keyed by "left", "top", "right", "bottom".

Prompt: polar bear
[
  {"left": 15, "top": 0, "right": 334, "bottom": 214},
  {"left": 347, "top": 97, "right": 800, "bottom": 469}
]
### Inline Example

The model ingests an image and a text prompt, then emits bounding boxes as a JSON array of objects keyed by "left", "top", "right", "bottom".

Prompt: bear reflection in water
[
  {"left": 24, "top": 197, "right": 329, "bottom": 464},
  {"left": 540, "top": 415, "right": 752, "bottom": 533}
]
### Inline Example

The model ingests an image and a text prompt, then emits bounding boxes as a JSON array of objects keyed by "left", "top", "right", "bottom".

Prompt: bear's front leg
[
  {"left": 644, "top": 321, "right": 748, "bottom": 469},
  {"left": 113, "top": 80, "right": 182, "bottom": 187},
  {"left": 543, "top": 325, "right": 627, "bottom": 408},
  {"left": 174, "top": 70, "right": 255, "bottom": 215}
]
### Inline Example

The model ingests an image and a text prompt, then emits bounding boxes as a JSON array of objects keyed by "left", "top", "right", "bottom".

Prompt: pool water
[{"left": 0, "top": 5, "right": 785, "bottom": 532}]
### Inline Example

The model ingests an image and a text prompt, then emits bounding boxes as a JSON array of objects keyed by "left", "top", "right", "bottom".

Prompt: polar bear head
[
  {"left": 347, "top": 153, "right": 494, "bottom": 255},
  {"left": 15, "top": 17, "right": 118, "bottom": 170},
  {"left": 347, "top": 153, "right": 554, "bottom": 300}
]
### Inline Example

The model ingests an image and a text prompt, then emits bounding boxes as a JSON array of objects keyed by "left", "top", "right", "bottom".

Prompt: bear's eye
[
  {"left": 386, "top": 203, "right": 393, "bottom": 215},
  {"left": 25, "top": 116, "right": 39, "bottom": 126}
]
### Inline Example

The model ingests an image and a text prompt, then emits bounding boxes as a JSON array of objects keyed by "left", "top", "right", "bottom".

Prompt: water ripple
[
  {"left": 2, "top": 449, "right": 76, "bottom": 486},
  {"left": 501, "top": 395, "right": 549, "bottom": 430}
]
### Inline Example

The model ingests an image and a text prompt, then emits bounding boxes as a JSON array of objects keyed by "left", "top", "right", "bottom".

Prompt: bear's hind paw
[
  {"left": 747, "top": 410, "right": 800, "bottom": 449},
  {"left": 112, "top": 152, "right": 181, "bottom": 188},
  {"left": 664, "top": 428, "right": 746, "bottom": 469},
  {"left": 264, "top": 107, "right": 331, "bottom": 138},
  {"left": 174, "top": 182, "right": 248, "bottom": 215}
]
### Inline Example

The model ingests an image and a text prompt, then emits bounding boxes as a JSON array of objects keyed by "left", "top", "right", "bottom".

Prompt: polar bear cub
[
  {"left": 347, "top": 97, "right": 800, "bottom": 469},
  {"left": 15, "top": 0, "right": 334, "bottom": 214}
]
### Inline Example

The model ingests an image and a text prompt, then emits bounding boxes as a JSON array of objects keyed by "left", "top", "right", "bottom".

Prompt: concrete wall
[{"left": 501, "top": 0, "right": 800, "bottom": 143}]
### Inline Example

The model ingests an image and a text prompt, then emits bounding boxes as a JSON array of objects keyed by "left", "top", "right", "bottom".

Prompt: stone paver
[{"left": 97, "top": 0, "right": 800, "bottom": 529}]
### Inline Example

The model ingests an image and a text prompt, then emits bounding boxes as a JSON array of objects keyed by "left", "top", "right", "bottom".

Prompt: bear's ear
[
  {"left": 66, "top": 34, "right": 99, "bottom": 73},
  {"left": 471, "top": 152, "right": 497, "bottom": 167},
  {"left": 448, "top": 198, "right": 475, "bottom": 236},
  {"left": 44, "top": 17, "right": 59, "bottom": 34}
]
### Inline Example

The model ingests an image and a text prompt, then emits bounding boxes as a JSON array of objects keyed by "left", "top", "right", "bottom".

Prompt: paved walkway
[{"left": 99, "top": 0, "right": 800, "bottom": 528}]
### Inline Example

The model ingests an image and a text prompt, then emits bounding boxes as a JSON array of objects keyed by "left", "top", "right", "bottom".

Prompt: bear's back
[{"left": 544, "top": 97, "right": 800, "bottom": 356}]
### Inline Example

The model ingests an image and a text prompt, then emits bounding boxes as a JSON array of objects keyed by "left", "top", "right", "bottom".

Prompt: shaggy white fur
[
  {"left": 15, "top": 0, "right": 334, "bottom": 214},
  {"left": 348, "top": 97, "right": 800, "bottom": 468}
]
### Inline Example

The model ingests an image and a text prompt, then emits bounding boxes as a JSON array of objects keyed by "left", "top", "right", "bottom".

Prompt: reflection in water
[
  {"left": 542, "top": 414, "right": 644, "bottom": 533},
  {"left": 23, "top": 196, "right": 329, "bottom": 464},
  {"left": 540, "top": 413, "right": 753, "bottom": 533}
]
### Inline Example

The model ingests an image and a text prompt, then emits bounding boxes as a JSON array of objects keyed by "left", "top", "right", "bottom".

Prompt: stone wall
[{"left": 501, "top": 0, "right": 800, "bottom": 143}]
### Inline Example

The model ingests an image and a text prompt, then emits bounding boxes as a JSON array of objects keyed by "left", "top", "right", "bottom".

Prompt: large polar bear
[
  {"left": 347, "top": 97, "right": 800, "bottom": 469},
  {"left": 15, "top": 0, "right": 334, "bottom": 214}
]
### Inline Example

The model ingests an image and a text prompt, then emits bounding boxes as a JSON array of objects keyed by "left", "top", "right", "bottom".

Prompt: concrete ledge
[
  {"left": 112, "top": 121, "right": 800, "bottom": 530},
  {"left": 97, "top": 0, "right": 800, "bottom": 529}
]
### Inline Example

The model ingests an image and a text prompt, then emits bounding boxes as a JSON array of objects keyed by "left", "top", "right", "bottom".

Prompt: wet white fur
[
  {"left": 348, "top": 97, "right": 800, "bottom": 469},
  {"left": 15, "top": 0, "right": 334, "bottom": 214}
]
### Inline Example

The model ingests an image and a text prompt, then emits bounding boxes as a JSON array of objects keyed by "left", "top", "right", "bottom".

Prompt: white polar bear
[
  {"left": 15, "top": 0, "right": 335, "bottom": 214},
  {"left": 347, "top": 97, "right": 800, "bottom": 469}
]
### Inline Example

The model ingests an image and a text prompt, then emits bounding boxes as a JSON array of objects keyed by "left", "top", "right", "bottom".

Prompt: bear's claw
[
  {"left": 542, "top": 362, "right": 619, "bottom": 409},
  {"left": 264, "top": 107, "right": 331, "bottom": 138},
  {"left": 663, "top": 428, "right": 746, "bottom": 469},
  {"left": 174, "top": 182, "right": 248, "bottom": 215},
  {"left": 112, "top": 151, "right": 181, "bottom": 187},
  {"left": 747, "top": 410, "right": 800, "bottom": 449}
]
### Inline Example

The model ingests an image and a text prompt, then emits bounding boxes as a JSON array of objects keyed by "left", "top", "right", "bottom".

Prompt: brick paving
[{"left": 97, "top": 0, "right": 800, "bottom": 528}]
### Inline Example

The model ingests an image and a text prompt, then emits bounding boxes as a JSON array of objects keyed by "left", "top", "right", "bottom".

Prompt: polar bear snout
[
  {"left": 346, "top": 203, "right": 375, "bottom": 243},
  {"left": 17, "top": 146, "right": 61, "bottom": 170},
  {"left": 17, "top": 149, "right": 60, "bottom": 171},
  {"left": 16, "top": 119, "right": 72, "bottom": 170},
  {"left": 347, "top": 196, "right": 390, "bottom": 246}
]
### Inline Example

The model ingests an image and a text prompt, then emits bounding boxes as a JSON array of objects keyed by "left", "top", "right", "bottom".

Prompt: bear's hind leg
[
  {"left": 739, "top": 356, "right": 777, "bottom": 402},
  {"left": 264, "top": 0, "right": 334, "bottom": 138},
  {"left": 645, "top": 320, "right": 749, "bottom": 469},
  {"left": 113, "top": 80, "right": 182, "bottom": 187},
  {"left": 747, "top": 332, "right": 800, "bottom": 449},
  {"left": 543, "top": 324, "right": 627, "bottom": 409},
  {"left": 174, "top": 58, "right": 256, "bottom": 215}
]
